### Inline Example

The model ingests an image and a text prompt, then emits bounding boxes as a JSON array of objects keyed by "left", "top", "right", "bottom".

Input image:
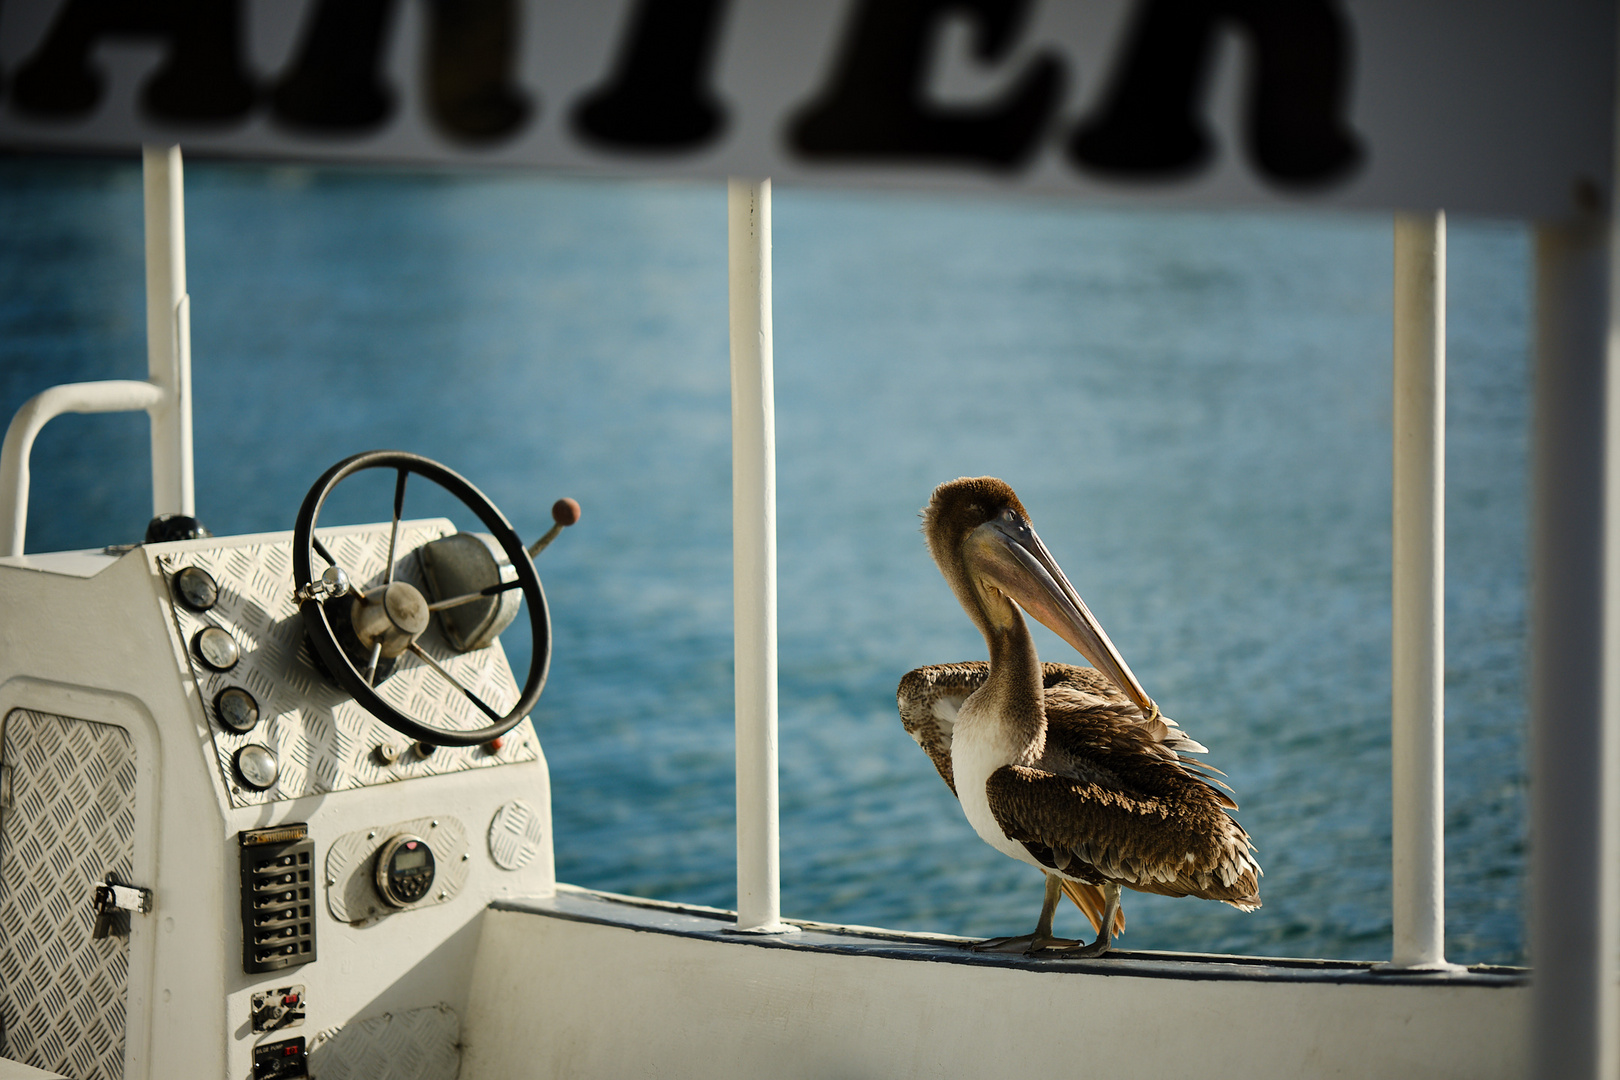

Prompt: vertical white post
[
  {"left": 728, "top": 177, "right": 793, "bottom": 934},
  {"left": 143, "top": 144, "right": 194, "bottom": 519},
  {"left": 1390, "top": 212, "right": 1453, "bottom": 970},
  {"left": 1529, "top": 214, "right": 1618, "bottom": 1080}
]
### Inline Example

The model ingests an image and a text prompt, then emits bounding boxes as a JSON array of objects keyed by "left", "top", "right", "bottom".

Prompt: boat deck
[{"left": 495, "top": 886, "right": 1526, "bottom": 987}]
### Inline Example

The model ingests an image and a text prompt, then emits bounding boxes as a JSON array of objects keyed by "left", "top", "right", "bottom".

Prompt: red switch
[{"left": 282, "top": 994, "right": 299, "bottom": 1007}]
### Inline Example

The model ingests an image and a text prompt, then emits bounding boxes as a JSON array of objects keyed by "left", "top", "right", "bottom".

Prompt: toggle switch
[{"left": 251, "top": 984, "right": 306, "bottom": 1033}]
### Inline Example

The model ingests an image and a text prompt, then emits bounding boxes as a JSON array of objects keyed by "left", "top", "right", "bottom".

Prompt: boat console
[{"left": 0, "top": 452, "right": 561, "bottom": 1079}]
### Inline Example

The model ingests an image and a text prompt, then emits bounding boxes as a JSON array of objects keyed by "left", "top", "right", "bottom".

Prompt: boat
[{"left": 0, "top": 2, "right": 1612, "bottom": 1078}]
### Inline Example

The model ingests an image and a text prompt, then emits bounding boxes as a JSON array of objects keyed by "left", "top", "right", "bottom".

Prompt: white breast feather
[{"left": 951, "top": 698, "right": 1045, "bottom": 871}]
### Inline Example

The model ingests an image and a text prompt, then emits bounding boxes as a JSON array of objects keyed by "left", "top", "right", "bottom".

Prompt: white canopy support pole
[
  {"left": 0, "top": 145, "right": 194, "bottom": 557},
  {"left": 1390, "top": 213, "right": 1454, "bottom": 970},
  {"left": 728, "top": 177, "right": 794, "bottom": 934},
  {"left": 1529, "top": 213, "right": 1619, "bottom": 1080},
  {"left": 144, "top": 143, "right": 194, "bottom": 519}
]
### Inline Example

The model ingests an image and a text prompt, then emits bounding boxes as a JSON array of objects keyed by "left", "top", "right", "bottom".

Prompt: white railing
[
  {"left": 0, "top": 145, "right": 194, "bottom": 557},
  {"left": 1528, "top": 213, "right": 1619, "bottom": 1080},
  {"left": 1390, "top": 212, "right": 1454, "bottom": 971},
  {"left": 728, "top": 177, "right": 794, "bottom": 934}
]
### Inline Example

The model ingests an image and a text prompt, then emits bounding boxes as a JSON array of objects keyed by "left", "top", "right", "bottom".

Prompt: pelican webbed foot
[
  {"left": 968, "top": 933, "right": 1084, "bottom": 955},
  {"left": 1049, "top": 936, "right": 1112, "bottom": 959},
  {"left": 968, "top": 873, "right": 1088, "bottom": 956}
]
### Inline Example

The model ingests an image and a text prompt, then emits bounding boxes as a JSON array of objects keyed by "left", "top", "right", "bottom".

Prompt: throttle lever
[{"left": 526, "top": 498, "right": 581, "bottom": 559}]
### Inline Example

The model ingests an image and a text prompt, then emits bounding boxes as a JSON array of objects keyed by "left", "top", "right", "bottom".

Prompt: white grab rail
[{"left": 0, "top": 145, "right": 194, "bottom": 557}]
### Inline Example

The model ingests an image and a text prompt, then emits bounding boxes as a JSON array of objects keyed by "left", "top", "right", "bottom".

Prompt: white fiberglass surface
[{"left": 0, "top": 157, "right": 1527, "bottom": 964}]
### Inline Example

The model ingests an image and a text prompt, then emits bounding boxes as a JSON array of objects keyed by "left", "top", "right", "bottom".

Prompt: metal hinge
[{"left": 92, "top": 872, "right": 153, "bottom": 939}]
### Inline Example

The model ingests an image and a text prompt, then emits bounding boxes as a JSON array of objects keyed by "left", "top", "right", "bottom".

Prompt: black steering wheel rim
[{"left": 293, "top": 450, "right": 551, "bottom": 747}]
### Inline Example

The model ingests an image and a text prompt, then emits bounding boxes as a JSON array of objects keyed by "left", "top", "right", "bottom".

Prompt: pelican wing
[
  {"left": 897, "top": 661, "right": 1130, "bottom": 935},
  {"left": 985, "top": 762, "right": 1261, "bottom": 909},
  {"left": 1039, "top": 663, "right": 1217, "bottom": 763},
  {"left": 895, "top": 661, "right": 1216, "bottom": 794},
  {"left": 896, "top": 662, "right": 987, "bottom": 796}
]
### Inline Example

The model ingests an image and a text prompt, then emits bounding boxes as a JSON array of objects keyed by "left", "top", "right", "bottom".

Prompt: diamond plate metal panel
[
  {"left": 0, "top": 709, "right": 135, "bottom": 1080},
  {"left": 487, "top": 800, "right": 545, "bottom": 871},
  {"left": 154, "top": 522, "right": 540, "bottom": 807},
  {"left": 307, "top": 1004, "right": 460, "bottom": 1080},
  {"left": 324, "top": 817, "right": 470, "bottom": 924}
]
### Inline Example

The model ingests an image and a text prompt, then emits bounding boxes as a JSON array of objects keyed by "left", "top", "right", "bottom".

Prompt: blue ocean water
[{"left": 0, "top": 157, "right": 1529, "bottom": 965}]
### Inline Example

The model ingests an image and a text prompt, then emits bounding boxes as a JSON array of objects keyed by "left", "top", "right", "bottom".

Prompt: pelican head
[{"left": 922, "top": 477, "right": 1154, "bottom": 712}]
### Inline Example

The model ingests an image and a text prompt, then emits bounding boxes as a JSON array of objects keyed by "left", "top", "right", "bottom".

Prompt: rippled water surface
[{"left": 0, "top": 157, "right": 1529, "bottom": 964}]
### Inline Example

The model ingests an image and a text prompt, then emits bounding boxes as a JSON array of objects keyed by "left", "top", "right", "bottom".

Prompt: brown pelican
[{"left": 898, "top": 477, "right": 1259, "bottom": 956}]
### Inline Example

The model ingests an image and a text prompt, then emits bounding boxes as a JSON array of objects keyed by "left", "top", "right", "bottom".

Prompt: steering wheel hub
[{"left": 351, "top": 581, "right": 431, "bottom": 659}]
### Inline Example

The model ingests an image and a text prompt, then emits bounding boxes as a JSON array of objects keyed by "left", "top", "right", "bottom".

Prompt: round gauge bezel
[
  {"left": 192, "top": 626, "right": 241, "bottom": 672},
  {"left": 214, "top": 686, "right": 260, "bottom": 734},
  {"left": 172, "top": 566, "right": 220, "bottom": 611},
  {"left": 233, "top": 744, "right": 279, "bottom": 791},
  {"left": 374, "top": 834, "right": 437, "bottom": 908}
]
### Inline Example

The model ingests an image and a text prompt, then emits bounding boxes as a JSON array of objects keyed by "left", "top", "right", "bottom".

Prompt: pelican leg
[
  {"left": 1056, "top": 882, "right": 1121, "bottom": 958},
  {"left": 970, "top": 874, "right": 1082, "bottom": 954}
]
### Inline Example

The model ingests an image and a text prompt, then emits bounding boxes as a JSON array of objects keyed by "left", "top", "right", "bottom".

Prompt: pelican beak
[{"left": 968, "top": 514, "right": 1154, "bottom": 712}]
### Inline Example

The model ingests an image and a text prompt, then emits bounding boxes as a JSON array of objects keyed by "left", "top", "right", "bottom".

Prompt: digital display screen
[{"left": 394, "top": 849, "right": 428, "bottom": 871}]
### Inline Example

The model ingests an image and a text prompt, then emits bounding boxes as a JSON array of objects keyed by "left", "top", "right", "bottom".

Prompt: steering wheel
[{"left": 292, "top": 450, "right": 550, "bottom": 747}]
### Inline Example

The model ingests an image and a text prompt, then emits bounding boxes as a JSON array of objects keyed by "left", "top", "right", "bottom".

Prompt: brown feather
[
  {"left": 897, "top": 663, "right": 988, "bottom": 797},
  {"left": 986, "top": 764, "right": 1260, "bottom": 908},
  {"left": 898, "top": 660, "right": 1260, "bottom": 912}
]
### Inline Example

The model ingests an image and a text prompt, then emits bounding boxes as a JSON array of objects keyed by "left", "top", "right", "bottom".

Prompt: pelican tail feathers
[{"left": 1059, "top": 878, "right": 1127, "bottom": 937}]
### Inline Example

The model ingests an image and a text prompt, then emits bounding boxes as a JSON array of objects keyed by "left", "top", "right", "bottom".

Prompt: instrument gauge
[
  {"left": 215, "top": 687, "right": 260, "bottom": 733},
  {"left": 193, "top": 626, "right": 241, "bottom": 671},
  {"left": 374, "top": 834, "right": 436, "bottom": 908},
  {"left": 173, "top": 566, "right": 219, "bottom": 611},
  {"left": 234, "top": 744, "right": 280, "bottom": 791}
]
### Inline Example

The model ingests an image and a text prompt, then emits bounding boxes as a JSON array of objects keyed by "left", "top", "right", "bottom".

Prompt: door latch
[{"left": 92, "top": 872, "right": 152, "bottom": 939}]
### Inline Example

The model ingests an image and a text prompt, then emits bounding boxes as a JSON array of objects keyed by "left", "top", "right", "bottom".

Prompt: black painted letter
[
  {"left": 572, "top": 0, "right": 730, "bottom": 151},
  {"left": 272, "top": 0, "right": 402, "bottom": 133},
  {"left": 425, "top": 0, "right": 530, "bottom": 143},
  {"left": 11, "top": 0, "right": 254, "bottom": 123},
  {"left": 273, "top": 0, "right": 529, "bottom": 144},
  {"left": 789, "top": 0, "right": 1064, "bottom": 171},
  {"left": 1068, "top": 0, "right": 1361, "bottom": 188}
]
